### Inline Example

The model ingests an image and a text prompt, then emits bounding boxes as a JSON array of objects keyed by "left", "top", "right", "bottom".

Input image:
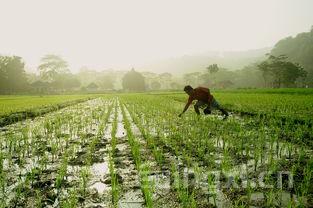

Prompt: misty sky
[{"left": 0, "top": 0, "right": 313, "bottom": 73}]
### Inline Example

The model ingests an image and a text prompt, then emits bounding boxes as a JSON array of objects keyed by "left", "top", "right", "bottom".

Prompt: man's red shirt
[{"left": 184, "top": 87, "right": 213, "bottom": 109}]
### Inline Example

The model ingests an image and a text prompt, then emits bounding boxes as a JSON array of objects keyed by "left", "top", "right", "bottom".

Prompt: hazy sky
[{"left": 0, "top": 0, "right": 312, "bottom": 72}]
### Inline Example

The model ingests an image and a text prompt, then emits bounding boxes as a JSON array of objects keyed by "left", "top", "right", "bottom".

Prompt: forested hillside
[{"left": 271, "top": 27, "right": 313, "bottom": 86}]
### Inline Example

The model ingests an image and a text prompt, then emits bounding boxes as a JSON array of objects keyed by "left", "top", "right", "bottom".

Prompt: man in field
[{"left": 178, "top": 85, "right": 229, "bottom": 119}]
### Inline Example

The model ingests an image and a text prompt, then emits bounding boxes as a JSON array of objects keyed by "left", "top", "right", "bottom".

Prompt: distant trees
[
  {"left": 206, "top": 64, "right": 219, "bottom": 86},
  {"left": 51, "top": 74, "right": 81, "bottom": 91},
  {"left": 170, "top": 82, "right": 181, "bottom": 90},
  {"left": 142, "top": 72, "right": 178, "bottom": 90},
  {"left": 142, "top": 72, "right": 158, "bottom": 90},
  {"left": 97, "top": 74, "right": 114, "bottom": 90},
  {"left": 37, "top": 55, "right": 81, "bottom": 91},
  {"left": 271, "top": 27, "right": 313, "bottom": 86},
  {"left": 183, "top": 72, "right": 202, "bottom": 87},
  {"left": 86, "top": 82, "right": 99, "bottom": 91},
  {"left": 207, "top": 64, "right": 219, "bottom": 74},
  {"left": 38, "top": 55, "right": 70, "bottom": 82},
  {"left": 233, "top": 64, "right": 264, "bottom": 88},
  {"left": 257, "top": 55, "right": 307, "bottom": 88},
  {"left": 122, "top": 68, "right": 145, "bottom": 91},
  {"left": 77, "top": 68, "right": 116, "bottom": 90},
  {"left": 31, "top": 80, "right": 50, "bottom": 93},
  {"left": 158, "top": 72, "right": 172, "bottom": 89},
  {"left": 150, "top": 81, "right": 161, "bottom": 90},
  {"left": 0, "top": 56, "right": 28, "bottom": 93}
]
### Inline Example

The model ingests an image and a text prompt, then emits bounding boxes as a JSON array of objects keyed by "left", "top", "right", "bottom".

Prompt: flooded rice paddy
[{"left": 0, "top": 95, "right": 312, "bottom": 207}]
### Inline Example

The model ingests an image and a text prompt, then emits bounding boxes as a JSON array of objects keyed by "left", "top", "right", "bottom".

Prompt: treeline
[
  {"left": 0, "top": 53, "right": 309, "bottom": 95},
  {"left": 184, "top": 54, "right": 307, "bottom": 89},
  {"left": 0, "top": 54, "right": 182, "bottom": 94}
]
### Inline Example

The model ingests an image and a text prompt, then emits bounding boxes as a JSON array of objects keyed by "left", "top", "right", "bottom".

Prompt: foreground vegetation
[{"left": 0, "top": 89, "right": 312, "bottom": 207}]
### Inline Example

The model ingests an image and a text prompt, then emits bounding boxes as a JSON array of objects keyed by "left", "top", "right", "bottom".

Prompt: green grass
[
  {"left": 159, "top": 88, "right": 313, "bottom": 120},
  {"left": 0, "top": 94, "right": 97, "bottom": 117}
]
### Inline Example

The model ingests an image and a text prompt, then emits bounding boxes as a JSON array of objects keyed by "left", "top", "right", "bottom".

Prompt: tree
[
  {"left": 159, "top": 72, "right": 172, "bottom": 89},
  {"left": 31, "top": 80, "right": 50, "bottom": 93},
  {"left": 97, "top": 74, "right": 114, "bottom": 90},
  {"left": 257, "top": 60, "right": 273, "bottom": 87},
  {"left": 53, "top": 74, "right": 80, "bottom": 90},
  {"left": 38, "top": 55, "right": 69, "bottom": 82},
  {"left": 183, "top": 72, "right": 201, "bottom": 87},
  {"left": 142, "top": 72, "right": 158, "bottom": 90},
  {"left": 170, "top": 82, "right": 181, "bottom": 90},
  {"left": 122, "top": 68, "right": 145, "bottom": 91},
  {"left": 232, "top": 64, "right": 264, "bottom": 88},
  {"left": 65, "top": 76, "right": 81, "bottom": 90},
  {"left": 257, "top": 55, "right": 307, "bottom": 88},
  {"left": 206, "top": 64, "right": 219, "bottom": 86},
  {"left": 151, "top": 81, "right": 161, "bottom": 90},
  {"left": 206, "top": 64, "right": 219, "bottom": 74},
  {"left": 216, "top": 80, "right": 234, "bottom": 89},
  {"left": 0, "top": 56, "right": 28, "bottom": 93},
  {"left": 86, "top": 82, "right": 99, "bottom": 91}
]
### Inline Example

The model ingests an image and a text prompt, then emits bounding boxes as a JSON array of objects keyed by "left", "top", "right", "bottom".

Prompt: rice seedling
[
  {"left": 109, "top": 153, "right": 119, "bottom": 207},
  {"left": 108, "top": 101, "right": 119, "bottom": 207},
  {"left": 60, "top": 188, "right": 78, "bottom": 208},
  {"left": 79, "top": 167, "right": 90, "bottom": 198},
  {"left": 140, "top": 163, "right": 154, "bottom": 208}
]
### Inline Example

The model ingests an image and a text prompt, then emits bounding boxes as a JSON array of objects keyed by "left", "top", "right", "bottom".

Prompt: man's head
[{"left": 184, "top": 85, "right": 193, "bottom": 95}]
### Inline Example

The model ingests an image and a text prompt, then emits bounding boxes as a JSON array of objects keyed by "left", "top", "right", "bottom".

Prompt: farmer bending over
[{"left": 178, "top": 85, "right": 229, "bottom": 119}]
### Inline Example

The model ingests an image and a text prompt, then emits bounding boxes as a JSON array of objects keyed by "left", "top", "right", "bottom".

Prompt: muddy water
[
  {"left": 83, "top": 107, "right": 116, "bottom": 207},
  {"left": 89, "top": 160, "right": 110, "bottom": 193}
]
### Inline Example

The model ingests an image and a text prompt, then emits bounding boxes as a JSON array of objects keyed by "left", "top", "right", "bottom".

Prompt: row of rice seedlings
[
  {"left": 0, "top": 151, "right": 6, "bottom": 206},
  {"left": 123, "top": 102, "right": 165, "bottom": 167},
  {"left": 169, "top": 159, "right": 197, "bottom": 208},
  {"left": 61, "top": 99, "right": 114, "bottom": 207},
  {"left": 121, "top": 98, "right": 202, "bottom": 207},
  {"left": 123, "top": 96, "right": 200, "bottom": 167},
  {"left": 60, "top": 188, "right": 79, "bottom": 208},
  {"left": 124, "top": 101, "right": 203, "bottom": 207},
  {"left": 109, "top": 99, "right": 119, "bottom": 207},
  {"left": 79, "top": 167, "right": 90, "bottom": 200},
  {"left": 56, "top": 104, "right": 101, "bottom": 206},
  {"left": 55, "top": 148, "right": 71, "bottom": 194},
  {"left": 120, "top": 102, "right": 154, "bottom": 208},
  {"left": 59, "top": 99, "right": 113, "bottom": 206}
]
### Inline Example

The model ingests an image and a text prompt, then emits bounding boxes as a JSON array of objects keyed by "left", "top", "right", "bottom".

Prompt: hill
[{"left": 271, "top": 27, "right": 313, "bottom": 85}]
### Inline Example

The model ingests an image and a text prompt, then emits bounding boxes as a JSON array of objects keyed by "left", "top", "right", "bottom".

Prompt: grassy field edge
[{"left": 0, "top": 97, "right": 95, "bottom": 127}]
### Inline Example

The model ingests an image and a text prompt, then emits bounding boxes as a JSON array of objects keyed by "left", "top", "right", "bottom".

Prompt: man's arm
[
  {"left": 179, "top": 97, "right": 193, "bottom": 117},
  {"left": 207, "top": 88, "right": 213, "bottom": 106}
]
